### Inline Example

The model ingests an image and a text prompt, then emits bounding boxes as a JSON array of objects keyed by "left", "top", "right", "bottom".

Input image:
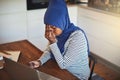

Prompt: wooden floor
[{"left": 94, "top": 62, "right": 120, "bottom": 80}]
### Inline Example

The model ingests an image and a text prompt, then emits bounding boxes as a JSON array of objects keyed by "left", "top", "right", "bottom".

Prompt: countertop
[{"left": 67, "top": 3, "right": 120, "bottom": 18}]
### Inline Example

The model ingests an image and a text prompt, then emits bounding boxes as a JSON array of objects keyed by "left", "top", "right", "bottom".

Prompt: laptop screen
[{"left": 4, "top": 57, "right": 60, "bottom": 80}]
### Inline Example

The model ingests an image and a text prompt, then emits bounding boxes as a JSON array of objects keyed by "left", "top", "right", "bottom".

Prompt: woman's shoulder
[
  {"left": 67, "top": 30, "right": 85, "bottom": 42},
  {"left": 70, "top": 30, "right": 84, "bottom": 38}
]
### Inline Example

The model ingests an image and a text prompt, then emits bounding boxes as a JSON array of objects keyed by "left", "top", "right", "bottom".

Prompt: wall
[
  {"left": 78, "top": 6, "right": 120, "bottom": 67},
  {"left": 0, "top": 0, "right": 78, "bottom": 51},
  {"left": 0, "top": 0, "right": 27, "bottom": 43}
]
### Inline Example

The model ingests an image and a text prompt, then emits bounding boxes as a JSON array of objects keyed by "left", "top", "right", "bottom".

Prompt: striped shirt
[{"left": 39, "top": 30, "right": 90, "bottom": 80}]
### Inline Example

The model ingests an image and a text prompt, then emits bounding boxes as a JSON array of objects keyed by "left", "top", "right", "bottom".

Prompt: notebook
[
  {"left": 0, "top": 51, "right": 20, "bottom": 62},
  {"left": 4, "top": 57, "right": 61, "bottom": 80}
]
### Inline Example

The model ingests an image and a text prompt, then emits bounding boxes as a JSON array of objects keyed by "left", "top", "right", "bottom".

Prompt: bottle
[{"left": 0, "top": 56, "right": 4, "bottom": 69}]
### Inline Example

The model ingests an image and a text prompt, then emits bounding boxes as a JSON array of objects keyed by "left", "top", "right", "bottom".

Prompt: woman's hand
[
  {"left": 29, "top": 60, "right": 41, "bottom": 69},
  {"left": 45, "top": 25, "right": 56, "bottom": 44}
]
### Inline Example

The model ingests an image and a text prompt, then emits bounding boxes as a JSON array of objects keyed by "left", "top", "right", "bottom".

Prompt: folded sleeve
[{"left": 38, "top": 47, "right": 51, "bottom": 65}]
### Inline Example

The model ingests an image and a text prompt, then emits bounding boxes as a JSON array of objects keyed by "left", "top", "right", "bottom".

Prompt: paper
[{"left": 0, "top": 51, "right": 20, "bottom": 62}]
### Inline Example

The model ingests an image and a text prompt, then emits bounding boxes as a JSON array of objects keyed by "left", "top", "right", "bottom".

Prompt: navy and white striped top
[{"left": 39, "top": 30, "right": 90, "bottom": 80}]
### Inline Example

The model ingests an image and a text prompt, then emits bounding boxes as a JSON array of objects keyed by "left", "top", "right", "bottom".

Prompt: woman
[{"left": 29, "top": 0, "right": 90, "bottom": 80}]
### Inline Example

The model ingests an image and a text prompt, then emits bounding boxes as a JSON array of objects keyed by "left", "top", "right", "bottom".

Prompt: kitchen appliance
[
  {"left": 67, "top": 0, "right": 88, "bottom": 4},
  {"left": 27, "top": 0, "right": 49, "bottom": 10}
]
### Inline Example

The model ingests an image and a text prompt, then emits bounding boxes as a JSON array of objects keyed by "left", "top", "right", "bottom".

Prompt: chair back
[{"left": 88, "top": 55, "right": 97, "bottom": 80}]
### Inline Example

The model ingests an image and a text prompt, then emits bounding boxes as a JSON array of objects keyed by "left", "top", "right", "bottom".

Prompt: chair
[{"left": 88, "top": 54, "right": 97, "bottom": 80}]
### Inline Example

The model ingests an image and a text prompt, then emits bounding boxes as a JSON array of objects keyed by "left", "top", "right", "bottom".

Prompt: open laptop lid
[
  {"left": 4, "top": 57, "right": 39, "bottom": 80},
  {"left": 4, "top": 57, "right": 60, "bottom": 80}
]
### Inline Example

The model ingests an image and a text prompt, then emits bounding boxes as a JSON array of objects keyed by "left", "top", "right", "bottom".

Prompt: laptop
[{"left": 4, "top": 57, "right": 61, "bottom": 80}]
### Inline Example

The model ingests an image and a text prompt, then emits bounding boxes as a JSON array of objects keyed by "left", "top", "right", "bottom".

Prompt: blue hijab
[{"left": 44, "top": 0, "right": 89, "bottom": 55}]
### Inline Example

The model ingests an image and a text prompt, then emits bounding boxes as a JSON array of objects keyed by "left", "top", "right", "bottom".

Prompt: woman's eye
[{"left": 53, "top": 27, "right": 56, "bottom": 30}]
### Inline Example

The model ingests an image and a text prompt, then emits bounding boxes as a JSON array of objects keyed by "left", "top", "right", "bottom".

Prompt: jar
[{"left": 0, "top": 56, "right": 4, "bottom": 69}]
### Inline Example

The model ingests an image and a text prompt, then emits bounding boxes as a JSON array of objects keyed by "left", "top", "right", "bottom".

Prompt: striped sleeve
[
  {"left": 38, "top": 48, "right": 51, "bottom": 65},
  {"left": 49, "top": 30, "right": 88, "bottom": 69}
]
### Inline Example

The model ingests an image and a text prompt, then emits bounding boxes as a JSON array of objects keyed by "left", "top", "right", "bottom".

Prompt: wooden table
[{"left": 0, "top": 40, "right": 78, "bottom": 80}]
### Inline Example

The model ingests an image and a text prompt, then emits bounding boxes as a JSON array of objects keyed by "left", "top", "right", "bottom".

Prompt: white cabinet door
[
  {"left": 27, "top": 9, "right": 46, "bottom": 39},
  {"left": 27, "top": 9, "right": 48, "bottom": 51},
  {"left": 0, "top": 0, "right": 26, "bottom": 14},
  {"left": 68, "top": 5, "right": 78, "bottom": 25},
  {"left": 0, "top": 0, "right": 27, "bottom": 44},
  {"left": 0, "top": 13, "right": 27, "bottom": 44}
]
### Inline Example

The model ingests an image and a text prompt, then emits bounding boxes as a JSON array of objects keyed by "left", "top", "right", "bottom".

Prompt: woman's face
[{"left": 45, "top": 24, "right": 62, "bottom": 36}]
